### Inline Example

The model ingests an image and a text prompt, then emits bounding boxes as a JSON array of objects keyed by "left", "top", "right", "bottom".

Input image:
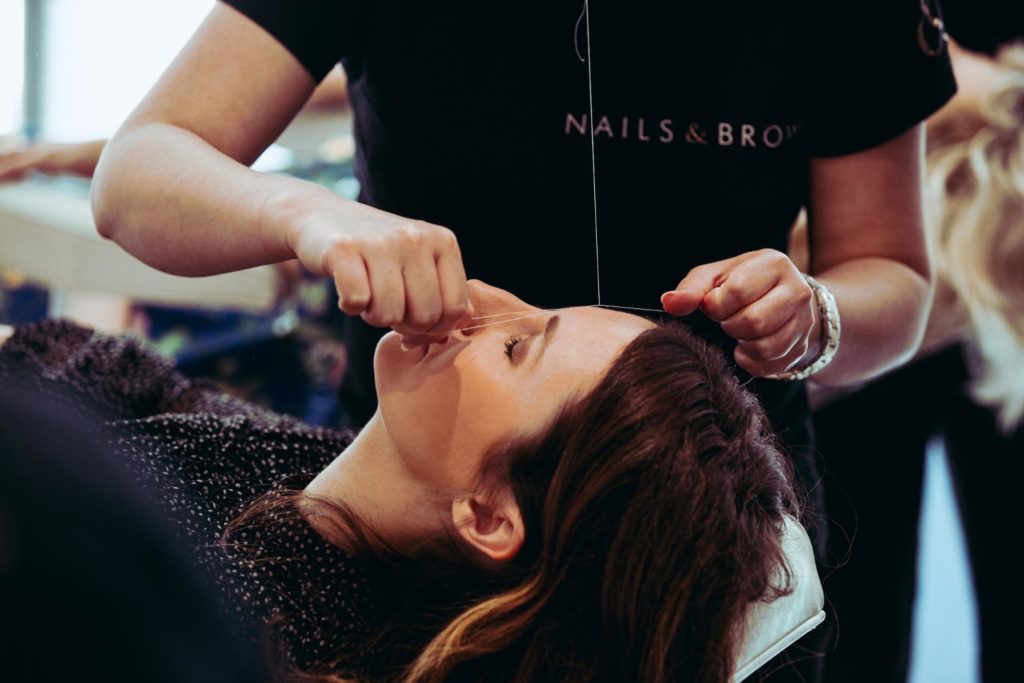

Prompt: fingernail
[{"left": 660, "top": 291, "right": 676, "bottom": 305}]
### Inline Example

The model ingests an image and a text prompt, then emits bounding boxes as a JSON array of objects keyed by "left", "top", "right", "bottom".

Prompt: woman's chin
[{"left": 373, "top": 331, "right": 423, "bottom": 393}]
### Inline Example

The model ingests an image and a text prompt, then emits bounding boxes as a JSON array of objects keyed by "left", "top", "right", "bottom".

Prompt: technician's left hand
[{"left": 661, "top": 249, "right": 820, "bottom": 377}]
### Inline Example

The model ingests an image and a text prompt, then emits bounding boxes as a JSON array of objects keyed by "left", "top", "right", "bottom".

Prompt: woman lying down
[{"left": 0, "top": 280, "right": 820, "bottom": 683}]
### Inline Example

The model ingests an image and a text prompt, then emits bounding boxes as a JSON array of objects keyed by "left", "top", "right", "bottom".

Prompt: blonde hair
[{"left": 927, "top": 43, "right": 1024, "bottom": 432}]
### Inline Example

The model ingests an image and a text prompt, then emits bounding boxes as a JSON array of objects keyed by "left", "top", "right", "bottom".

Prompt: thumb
[
  {"left": 660, "top": 287, "right": 706, "bottom": 316},
  {"left": 662, "top": 253, "right": 751, "bottom": 316},
  {"left": 661, "top": 266, "right": 723, "bottom": 316}
]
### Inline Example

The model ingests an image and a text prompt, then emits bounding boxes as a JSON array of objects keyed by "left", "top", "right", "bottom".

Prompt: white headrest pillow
[{"left": 733, "top": 515, "right": 826, "bottom": 682}]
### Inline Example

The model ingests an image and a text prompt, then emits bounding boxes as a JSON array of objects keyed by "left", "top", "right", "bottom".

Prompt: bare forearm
[
  {"left": 92, "top": 123, "right": 331, "bottom": 276},
  {"left": 811, "top": 258, "right": 931, "bottom": 385},
  {"left": 44, "top": 140, "right": 108, "bottom": 177}
]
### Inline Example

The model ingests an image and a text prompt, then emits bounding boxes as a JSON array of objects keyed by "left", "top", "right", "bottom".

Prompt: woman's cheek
[
  {"left": 386, "top": 371, "right": 465, "bottom": 484},
  {"left": 443, "top": 366, "right": 530, "bottom": 487}
]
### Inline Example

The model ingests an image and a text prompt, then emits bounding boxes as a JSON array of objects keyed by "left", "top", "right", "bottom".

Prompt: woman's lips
[
  {"left": 397, "top": 336, "right": 433, "bottom": 359},
  {"left": 421, "top": 336, "right": 467, "bottom": 367}
]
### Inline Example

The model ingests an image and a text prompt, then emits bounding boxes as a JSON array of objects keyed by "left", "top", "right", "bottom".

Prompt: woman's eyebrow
[{"left": 532, "top": 314, "right": 561, "bottom": 365}]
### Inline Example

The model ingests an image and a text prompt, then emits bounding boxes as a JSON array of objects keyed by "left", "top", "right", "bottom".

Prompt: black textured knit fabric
[{"left": 0, "top": 320, "right": 378, "bottom": 676}]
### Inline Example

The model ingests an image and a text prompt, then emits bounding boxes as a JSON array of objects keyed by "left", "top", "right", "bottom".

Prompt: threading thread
[
  {"left": 461, "top": 310, "right": 562, "bottom": 331},
  {"left": 596, "top": 304, "right": 666, "bottom": 315},
  {"left": 583, "top": 1, "right": 602, "bottom": 306},
  {"left": 461, "top": 304, "right": 666, "bottom": 331},
  {"left": 461, "top": 6, "right": 667, "bottom": 329}
]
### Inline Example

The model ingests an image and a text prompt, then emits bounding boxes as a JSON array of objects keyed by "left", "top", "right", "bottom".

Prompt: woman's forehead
[
  {"left": 533, "top": 307, "right": 651, "bottom": 382},
  {"left": 564, "top": 305, "right": 657, "bottom": 331}
]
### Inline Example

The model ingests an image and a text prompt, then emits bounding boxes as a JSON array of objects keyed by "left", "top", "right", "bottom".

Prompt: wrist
[
  {"left": 263, "top": 178, "right": 334, "bottom": 262},
  {"left": 796, "top": 303, "right": 824, "bottom": 369},
  {"left": 767, "top": 274, "right": 841, "bottom": 382}
]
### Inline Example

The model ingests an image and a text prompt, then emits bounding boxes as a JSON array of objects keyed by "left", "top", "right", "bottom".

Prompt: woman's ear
[{"left": 451, "top": 487, "right": 525, "bottom": 563}]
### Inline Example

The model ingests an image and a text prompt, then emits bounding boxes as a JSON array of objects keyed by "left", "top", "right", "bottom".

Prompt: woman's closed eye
[
  {"left": 503, "top": 314, "right": 560, "bottom": 365},
  {"left": 504, "top": 335, "right": 523, "bottom": 361}
]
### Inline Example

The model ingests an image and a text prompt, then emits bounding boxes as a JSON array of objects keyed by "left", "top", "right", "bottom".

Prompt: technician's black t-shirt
[
  {"left": 220, "top": 0, "right": 955, "bottom": 447},
  {"left": 222, "top": 0, "right": 954, "bottom": 310}
]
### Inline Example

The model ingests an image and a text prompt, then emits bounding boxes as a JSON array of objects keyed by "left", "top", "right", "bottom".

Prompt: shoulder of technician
[
  {"left": 219, "top": 0, "right": 361, "bottom": 81},
  {"left": 802, "top": 0, "right": 957, "bottom": 157}
]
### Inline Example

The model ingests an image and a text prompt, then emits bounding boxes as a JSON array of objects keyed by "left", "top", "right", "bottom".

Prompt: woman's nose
[
  {"left": 457, "top": 280, "right": 537, "bottom": 337},
  {"left": 466, "top": 280, "right": 535, "bottom": 318}
]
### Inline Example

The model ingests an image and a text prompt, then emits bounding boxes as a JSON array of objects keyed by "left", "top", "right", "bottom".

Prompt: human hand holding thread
[
  {"left": 286, "top": 193, "right": 473, "bottom": 344},
  {"left": 661, "top": 249, "right": 821, "bottom": 377}
]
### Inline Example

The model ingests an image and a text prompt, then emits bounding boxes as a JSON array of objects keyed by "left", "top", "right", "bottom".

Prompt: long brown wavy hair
[{"left": 227, "top": 322, "right": 801, "bottom": 682}]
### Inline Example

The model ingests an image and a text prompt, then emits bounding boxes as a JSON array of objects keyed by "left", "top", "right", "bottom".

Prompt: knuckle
[
  {"left": 357, "top": 233, "right": 388, "bottom": 256},
  {"left": 445, "top": 301, "right": 469, "bottom": 321},
  {"left": 726, "top": 273, "right": 751, "bottom": 296},
  {"left": 749, "top": 339, "right": 774, "bottom": 360},
  {"left": 397, "top": 224, "right": 426, "bottom": 247},
  {"left": 742, "top": 311, "right": 766, "bottom": 335},
  {"left": 795, "top": 284, "right": 813, "bottom": 305},
  {"left": 336, "top": 277, "right": 369, "bottom": 299},
  {"left": 427, "top": 227, "right": 460, "bottom": 257},
  {"left": 339, "top": 300, "right": 366, "bottom": 316},
  {"left": 769, "top": 338, "right": 794, "bottom": 361},
  {"left": 766, "top": 250, "right": 790, "bottom": 270},
  {"left": 410, "top": 307, "right": 442, "bottom": 330},
  {"left": 372, "top": 311, "right": 401, "bottom": 327},
  {"left": 434, "top": 224, "right": 453, "bottom": 237},
  {"left": 685, "top": 264, "right": 706, "bottom": 280},
  {"left": 322, "top": 238, "right": 348, "bottom": 266},
  {"left": 344, "top": 291, "right": 371, "bottom": 307},
  {"left": 325, "top": 233, "right": 357, "bottom": 254},
  {"left": 734, "top": 348, "right": 757, "bottom": 373},
  {"left": 435, "top": 307, "right": 466, "bottom": 331},
  {"left": 435, "top": 226, "right": 459, "bottom": 248},
  {"left": 404, "top": 320, "right": 431, "bottom": 334},
  {"left": 323, "top": 238, "right": 361, "bottom": 272},
  {"left": 338, "top": 295, "right": 369, "bottom": 314}
]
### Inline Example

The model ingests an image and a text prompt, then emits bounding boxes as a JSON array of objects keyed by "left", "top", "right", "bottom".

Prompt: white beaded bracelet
[{"left": 766, "top": 274, "right": 841, "bottom": 382}]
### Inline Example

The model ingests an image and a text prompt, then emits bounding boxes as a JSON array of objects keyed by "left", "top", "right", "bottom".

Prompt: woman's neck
[{"left": 303, "top": 412, "right": 445, "bottom": 550}]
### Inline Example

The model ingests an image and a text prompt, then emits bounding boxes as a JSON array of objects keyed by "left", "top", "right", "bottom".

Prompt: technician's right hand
[{"left": 287, "top": 198, "right": 473, "bottom": 343}]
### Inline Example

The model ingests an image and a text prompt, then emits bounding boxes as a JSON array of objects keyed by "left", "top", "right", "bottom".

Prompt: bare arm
[
  {"left": 1, "top": 63, "right": 346, "bottom": 185},
  {"left": 92, "top": 4, "right": 469, "bottom": 338},
  {"left": 0, "top": 140, "right": 107, "bottom": 181},
  {"left": 0, "top": 324, "right": 12, "bottom": 348},
  {"left": 305, "top": 65, "right": 349, "bottom": 111},
  {"left": 91, "top": 3, "right": 319, "bottom": 275},
  {"left": 805, "top": 124, "right": 932, "bottom": 385},
  {"left": 663, "top": 125, "right": 933, "bottom": 385}
]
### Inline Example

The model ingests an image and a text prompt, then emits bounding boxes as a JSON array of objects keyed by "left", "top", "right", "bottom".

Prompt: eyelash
[{"left": 504, "top": 335, "right": 522, "bottom": 360}]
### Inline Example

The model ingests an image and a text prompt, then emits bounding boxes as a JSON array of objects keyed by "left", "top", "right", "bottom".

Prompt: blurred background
[{"left": 1, "top": 0, "right": 359, "bottom": 427}]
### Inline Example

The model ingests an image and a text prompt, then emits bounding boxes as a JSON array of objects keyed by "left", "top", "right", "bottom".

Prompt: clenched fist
[
  {"left": 662, "top": 249, "right": 821, "bottom": 377},
  {"left": 286, "top": 197, "right": 473, "bottom": 343}
]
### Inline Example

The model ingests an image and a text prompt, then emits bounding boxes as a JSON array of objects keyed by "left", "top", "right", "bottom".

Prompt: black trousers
[{"left": 815, "top": 344, "right": 1022, "bottom": 683}]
